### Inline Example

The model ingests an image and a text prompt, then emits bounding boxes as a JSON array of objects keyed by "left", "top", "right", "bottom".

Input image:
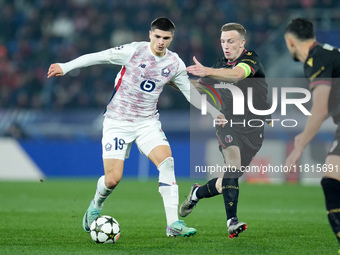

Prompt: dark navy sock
[
  {"left": 196, "top": 178, "right": 220, "bottom": 199},
  {"left": 321, "top": 177, "right": 340, "bottom": 246},
  {"left": 222, "top": 177, "right": 239, "bottom": 220}
]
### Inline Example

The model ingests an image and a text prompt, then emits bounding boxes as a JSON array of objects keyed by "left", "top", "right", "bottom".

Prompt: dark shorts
[
  {"left": 327, "top": 124, "right": 340, "bottom": 156},
  {"left": 216, "top": 125, "right": 264, "bottom": 167}
]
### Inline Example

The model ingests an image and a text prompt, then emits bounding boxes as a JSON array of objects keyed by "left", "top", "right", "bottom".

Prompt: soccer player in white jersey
[{"left": 47, "top": 17, "right": 223, "bottom": 237}]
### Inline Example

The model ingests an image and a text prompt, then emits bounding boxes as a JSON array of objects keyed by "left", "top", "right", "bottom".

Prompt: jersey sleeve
[
  {"left": 58, "top": 42, "right": 138, "bottom": 75},
  {"left": 305, "top": 53, "right": 333, "bottom": 90},
  {"left": 58, "top": 51, "right": 109, "bottom": 75},
  {"left": 171, "top": 60, "right": 222, "bottom": 119},
  {"left": 236, "top": 51, "right": 260, "bottom": 77},
  {"left": 103, "top": 42, "right": 138, "bottom": 66}
]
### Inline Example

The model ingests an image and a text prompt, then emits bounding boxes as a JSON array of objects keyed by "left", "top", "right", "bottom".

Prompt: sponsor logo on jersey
[
  {"left": 141, "top": 75, "right": 161, "bottom": 83},
  {"left": 162, "top": 67, "right": 170, "bottom": 77},
  {"left": 242, "top": 59, "right": 256, "bottom": 65}
]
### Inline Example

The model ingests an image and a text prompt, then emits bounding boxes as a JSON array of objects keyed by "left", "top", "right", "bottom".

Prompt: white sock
[
  {"left": 158, "top": 157, "right": 179, "bottom": 226},
  {"left": 159, "top": 185, "right": 179, "bottom": 226},
  {"left": 93, "top": 175, "right": 114, "bottom": 210}
]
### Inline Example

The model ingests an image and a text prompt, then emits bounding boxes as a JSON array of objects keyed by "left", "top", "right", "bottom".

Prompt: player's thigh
[
  {"left": 102, "top": 117, "right": 134, "bottom": 160},
  {"left": 148, "top": 145, "right": 172, "bottom": 167},
  {"left": 135, "top": 119, "right": 170, "bottom": 166},
  {"left": 325, "top": 128, "right": 340, "bottom": 180},
  {"left": 221, "top": 146, "right": 241, "bottom": 169},
  {"left": 103, "top": 158, "right": 125, "bottom": 187},
  {"left": 216, "top": 125, "right": 242, "bottom": 168},
  {"left": 240, "top": 130, "right": 264, "bottom": 167},
  {"left": 324, "top": 155, "right": 340, "bottom": 180}
]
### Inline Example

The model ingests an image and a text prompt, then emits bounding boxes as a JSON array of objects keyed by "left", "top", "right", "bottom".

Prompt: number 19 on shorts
[{"left": 113, "top": 137, "right": 125, "bottom": 150}]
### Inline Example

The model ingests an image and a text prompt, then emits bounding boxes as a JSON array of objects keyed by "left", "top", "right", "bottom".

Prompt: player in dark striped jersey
[
  {"left": 284, "top": 17, "right": 340, "bottom": 252},
  {"left": 180, "top": 23, "right": 270, "bottom": 239}
]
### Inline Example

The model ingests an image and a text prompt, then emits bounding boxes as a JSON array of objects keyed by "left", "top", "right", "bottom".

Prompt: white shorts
[{"left": 102, "top": 117, "right": 170, "bottom": 160}]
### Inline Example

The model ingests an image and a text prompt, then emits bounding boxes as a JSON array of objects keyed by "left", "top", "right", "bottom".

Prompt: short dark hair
[
  {"left": 221, "top": 23, "right": 246, "bottom": 38},
  {"left": 151, "top": 17, "right": 175, "bottom": 34},
  {"left": 285, "top": 18, "right": 315, "bottom": 40}
]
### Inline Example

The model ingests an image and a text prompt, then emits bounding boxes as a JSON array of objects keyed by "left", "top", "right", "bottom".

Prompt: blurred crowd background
[{"left": 1, "top": 0, "right": 339, "bottom": 112}]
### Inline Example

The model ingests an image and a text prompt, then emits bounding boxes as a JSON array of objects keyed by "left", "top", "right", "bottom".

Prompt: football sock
[
  {"left": 321, "top": 177, "right": 340, "bottom": 246},
  {"left": 222, "top": 176, "right": 239, "bottom": 220},
  {"left": 195, "top": 178, "right": 220, "bottom": 200},
  {"left": 94, "top": 175, "right": 114, "bottom": 210},
  {"left": 158, "top": 157, "right": 179, "bottom": 226},
  {"left": 159, "top": 184, "right": 179, "bottom": 226}
]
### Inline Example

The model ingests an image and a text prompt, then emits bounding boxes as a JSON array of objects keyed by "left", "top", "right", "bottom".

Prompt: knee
[
  {"left": 104, "top": 174, "right": 121, "bottom": 189},
  {"left": 224, "top": 169, "right": 244, "bottom": 179},
  {"left": 158, "top": 157, "right": 176, "bottom": 185},
  {"left": 157, "top": 157, "right": 174, "bottom": 172},
  {"left": 103, "top": 159, "right": 124, "bottom": 188}
]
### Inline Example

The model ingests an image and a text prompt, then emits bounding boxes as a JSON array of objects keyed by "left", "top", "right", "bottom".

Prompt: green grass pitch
[{"left": 0, "top": 178, "right": 337, "bottom": 254}]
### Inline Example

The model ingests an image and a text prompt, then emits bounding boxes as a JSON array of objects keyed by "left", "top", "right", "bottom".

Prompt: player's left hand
[{"left": 186, "top": 56, "right": 208, "bottom": 77}]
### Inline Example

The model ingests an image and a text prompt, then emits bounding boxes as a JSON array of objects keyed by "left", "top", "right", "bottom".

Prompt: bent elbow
[
  {"left": 314, "top": 107, "right": 329, "bottom": 121},
  {"left": 321, "top": 110, "right": 329, "bottom": 120}
]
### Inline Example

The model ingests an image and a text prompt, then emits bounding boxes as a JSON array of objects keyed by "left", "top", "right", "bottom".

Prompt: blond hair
[{"left": 221, "top": 23, "right": 246, "bottom": 38}]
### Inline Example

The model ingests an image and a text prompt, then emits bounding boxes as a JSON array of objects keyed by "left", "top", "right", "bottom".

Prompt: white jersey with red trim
[
  {"left": 58, "top": 41, "right": 222, "bottom": 121},
  {"left": 103, "top": 41, "right": 186, "bottom": 121}
]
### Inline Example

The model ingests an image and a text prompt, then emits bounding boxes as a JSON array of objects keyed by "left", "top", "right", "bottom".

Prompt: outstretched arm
[
  {"left": 47, "top": 51, "right": 109, "bottom": 78},
  {"left": 186, "top": 56, "right": 246, "bottom": 83}
]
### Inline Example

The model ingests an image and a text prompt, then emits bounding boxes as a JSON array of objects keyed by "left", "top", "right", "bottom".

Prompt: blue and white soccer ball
[{"left": 90, "top": 215, "right": 120, "bottom": 244}]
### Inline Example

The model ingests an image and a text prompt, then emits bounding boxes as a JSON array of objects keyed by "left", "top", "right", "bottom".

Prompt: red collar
[
  {"left": 309, "top": 41, "right": 318, "bottom": 50},
  {"left": 227, "top": 49, "right": 247, "bottom": 65}
]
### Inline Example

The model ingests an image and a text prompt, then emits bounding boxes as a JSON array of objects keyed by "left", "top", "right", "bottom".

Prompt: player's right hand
[
  {"left": 186, "top": 56, "right": 208, "bottom": 77},
  {"left": 215, "top": 113, "right": 226, "bottom": 127},
  {"left": 47, "top": 63, "right": 63, "bottom": 78}
]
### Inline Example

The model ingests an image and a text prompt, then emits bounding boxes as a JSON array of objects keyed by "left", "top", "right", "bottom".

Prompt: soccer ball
[{"left": 90, "top": 215, "right": 120, "bottom": 244}]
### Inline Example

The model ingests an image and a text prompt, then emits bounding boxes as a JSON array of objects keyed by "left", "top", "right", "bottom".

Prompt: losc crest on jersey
[{"left": 162, "top": 67, "right": 170, "bottom": 77}]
